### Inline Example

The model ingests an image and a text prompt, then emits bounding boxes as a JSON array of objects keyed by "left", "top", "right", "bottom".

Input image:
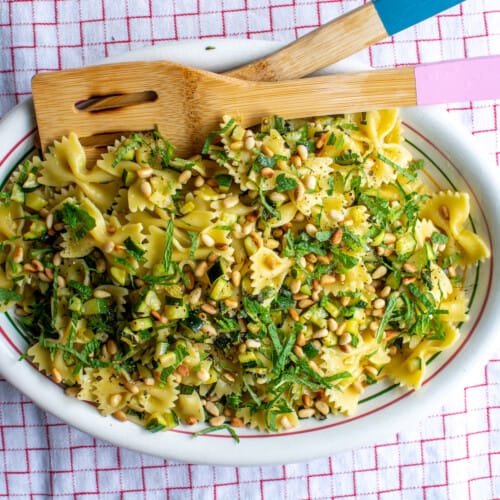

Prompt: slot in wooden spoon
[{"left": 31, "top": 54, "right": 500, "bottom": 161}]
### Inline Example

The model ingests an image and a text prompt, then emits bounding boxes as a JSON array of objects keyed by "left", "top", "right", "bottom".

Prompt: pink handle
[{"left": 415, "top": 56, "right": 500, "bottom": 105}]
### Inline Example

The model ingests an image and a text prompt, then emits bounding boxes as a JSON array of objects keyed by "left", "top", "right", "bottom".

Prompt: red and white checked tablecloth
[{"left": 1, "top": 1, "right": 500, "bottom": 498}]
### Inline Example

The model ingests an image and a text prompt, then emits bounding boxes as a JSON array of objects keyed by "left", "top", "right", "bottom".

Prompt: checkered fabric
[{"left": 1, "top": 1, "right": 500, "bottom": 498}]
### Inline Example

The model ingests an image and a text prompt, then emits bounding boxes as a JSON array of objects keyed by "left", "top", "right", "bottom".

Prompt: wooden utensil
[
  {"left": 32, "top": 56, "right": 500, "bottom": 158},
  {"left": 63, "top": 0, "right": 464, "bottom": 117},
  {"left": 226, "top": 0, "right": 464, "bottom": 81}
]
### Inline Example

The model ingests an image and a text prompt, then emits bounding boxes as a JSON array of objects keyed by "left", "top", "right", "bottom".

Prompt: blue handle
[{"left": 373, "top": 0, "right": 464, "bottom": 36}]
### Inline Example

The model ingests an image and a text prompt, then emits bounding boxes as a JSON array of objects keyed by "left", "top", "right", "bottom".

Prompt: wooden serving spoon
[
  {"left": 225, "top": 0, "right": 464, "bottom": 81},
  {"left": 32, "top": 56, "right": 500, "bottom": 158}
]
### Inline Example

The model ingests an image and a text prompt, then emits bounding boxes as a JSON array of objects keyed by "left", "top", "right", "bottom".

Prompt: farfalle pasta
[{"left": 0, "top": 109, "right": 490, "bottom": 436}]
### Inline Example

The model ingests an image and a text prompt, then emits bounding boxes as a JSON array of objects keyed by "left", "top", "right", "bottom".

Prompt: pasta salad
[{"left": 0, "top": 109, "right": 490, "bottom": 435}]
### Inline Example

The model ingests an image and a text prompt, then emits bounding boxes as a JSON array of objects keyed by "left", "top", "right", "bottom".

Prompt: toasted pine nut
[
  {"left": 93, "top": 289, "right": 111, "bottom": 299},
  {"left": 196, "top": 368, "right": 211, "bottom": 382},
  {"left": 320, "top": 274, "right": 336, "bottom": 286},
  {"left": 298, "top": 298, "right": 314, "bottom": 309},
  {"left": 109, "top": 393, "right": 122, "bottom": 408},
  {"left": 402, "top": 262, "right": 417, "bottom": 273},
  {"left": 305, "top": 224, "right": 317, "bottom": 237},
  {"left": 139, "top": 179, "right": 152, "bottom": 198},
  {"left": 137, "top": 166, "right": 154, "bottom": 178},
  {"left": 209, "top": 416, "right": 226, "bottom": 426},
  {"left": 295, "top": 330, "right": 306, "bottom": 347},
  {"left": 302, "top": 394, "right": 313, "bottom": 408},
  {"left": 439, "top": 204, "right": 450, "bottom": 220},
  {"left": 379, "top": 286, "right": 391, "bottom": 298},
  {"left": 178, "top": 170, "right": 192, "bottom": 184},
  {"left": 112, "top": 410, "right": 128, "bottom": 422},
  {"left": 201, "top": 303, "right": 217, "bottom": 315},
  {"left": 230, "top": 417, "right": 244, "bottom": 428},
  {"left": 288, "top": 308, "right": 300, "bottom": 322},
  {"left": 338, "top": 332, "right": 352, "bottom": 346},
  {"left": 124, "top": 382, "right": 140, "bottom": 395},
  {"left": 246, "top": 339, "right": 261, "bottom": 349},
  {"left": 244, "top": 136, "right": 255, "bottom": 150},
  {"left": 313, "top": 328, "right": 329, "bottom": 339},
  {"left": 261, "top": 145, "right": 274, "bottom": 157},
  {"left": 194, "top": 175, "right": 205, "bottom": 187},
  {"left": 224, "top": 298, "right": 239, "bottom": 309},
  {"left": 32, "top": 259, "right": 44, "bottom": 272},
  {"left": 38, "top": 272, "right": 50, "bottom": 282},
  {"left": 194, "top": 261, "right": 208, "bottom": 278},
  {"left": 205, "top": 401, "right": 220, "bottom": 417},
  {"left": 373, "top": 298, "right": 386, "bottom": 310},
  {"left": 290, "top": 279, "right": 302, "bottom": 294},
  {"left": 294, "top": 182, "right": 305, "bottom": 201},
  {"left": 186, "top": 416, "right": 198, "bottom": 426},
  {"left": 201, "top": 233, "right": 215, "bottom": 247},
  {"left": 52, "top": 253, "right": 62, "bottom": 267},
  {"left": 331, "top": 228, "right": 343, "bottom": 245},
  {"left": 103, "top": 241, "right": 115, "bottom": 254},
  {"left": 293, "top": 345, "right": 304, "bottom": 358},
  {"left": 296, "top": 144, "right": 308, "bottom": 161},
  {"left": 12, "top": 247, "right": 23, "bottom": 264},
  {"left": 327, "top": 318, "right": 338, "bottom": 332},
  {"left": 261, "top": 167, "right": 275, "bottom": 179},
  {"left": 315, "top": 400, "right": 330, "bottom": 416},
  {"left": 51, "top": 367, "right": 62, "bottom": 384},
  {"left": 223, "top": 195, "right": 239, "bottom": 208},
  {"left": 291, "top": 154, "right": 302, "bottom": 168},
  {"left": 176, "top": 364, "right": 190, "bottom": 377},
  {"left": 304, "top": 175, "right": 317, "bottom": 190},
  {"left": 231, "top": 270, "right": 241, "bottom": 287},
  {"left": 298, "top": 408, "right": 316, "bottom": 418},
  {"left": 371, "top": 265, "right": 387, "bottom": 280}
]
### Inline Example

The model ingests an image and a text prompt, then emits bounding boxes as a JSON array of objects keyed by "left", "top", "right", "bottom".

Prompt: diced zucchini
[
  {"left": 121, "top": 169, "right": 137, "bottom": 186},
  {"left": 215, "top": 174, "right": 233, "bottom": 193},
  {"left": 301, "top": 304, "right": 328, "bottom": 328},
  {"left": 10, "top": 184, "right": 25, "bottom": 204},
  {"left": 371, "top": 229, "right": 385, "bottom": 247},
  {"left": 82, "top": 297, "right": 108, "bottom": 316},
  {"left": 322, "top": 299, "right": 340, "bottom": 319},
  {"left": 385, "top": 271, "right": 402, "bottom": 290},
  {"left": 182, "top": 312, "right": 205, "bottom": 333},
  {"left": 230, "top": 124, "right": 246, "bottom": 141},
  {"left": 25, "top": 192, "right": 48, "bottom": 211},
  {"left": 424, "top": 241, "right": 436, "bottom": 262},
  {"left": 110, "top": 266, "right": 128, "bottom": 285},
  {"left": 130, "top": 317, "right": 154, "bottom": 331},
  {"left": 121, "top": 326, "right": 143, "bottom": 347},
  {"left": 21, "top": 173, "right": 41, "bottom": 192},
  {"left": 207, "top": 259, "right": 228, "bottom": 283},
  {"left": 146, "top": 411, "right": 178, "bottom": 432},
  {"left": 158, "top": 351, "right": 177, "bottom": 367},
  {"left": 239, "top": 351, "right": 258, "bottom": 369},
  {"left": 154, "top": 341, "right": 169, "bottom": 359},
  {"left": 68, "top": 296, "right": 83, "bottom": 313},
  {"left": 164, "top": 303, "right": 188, "bottom": 320},
  {"left": 243, "top": 236, "right": 259, "bottom": 256},
  {"left": 396, "top": 233, "right": 416, "bottom": 256},
  {"left": 23, "top": 220, "right": 47, "bottom": 240},
  {"left": 164, "top": 295, "right": 183, "bottom": 306},
  {"left": 209, "top": 277, "right": 233, "bottom": 301}
]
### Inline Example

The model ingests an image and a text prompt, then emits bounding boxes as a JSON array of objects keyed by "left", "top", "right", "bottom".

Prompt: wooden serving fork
[{"left": 32, "top": 57, "right": 500, "bottom": 158}]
